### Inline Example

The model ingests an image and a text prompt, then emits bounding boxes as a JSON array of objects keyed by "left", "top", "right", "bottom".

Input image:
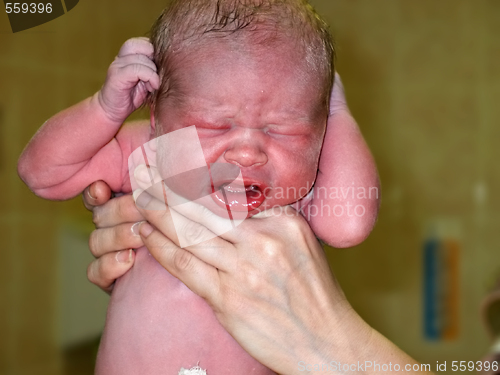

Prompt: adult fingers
[
  {"left": 135, "top": 189, "right": 235, "bottom": 271},
  {"left": 251, "top": 204, "right": 299, "bottom": 219},
  {"left": 87, "top": 249, "right": 135, "bottom": 294},
  {"left": 133, "top": 165, "right": 243, "bottom": 244},
  {"left": 82, "top": 180, "right": 112, "bottom": 211},
  {"left": 88, "top": 223, "right": 145, "bottom": 258},
  {"left": 139, "top": 222, "right": 220, "bottom": 303},
  {"left": 92, "top": 193, "right": 144, "bottom": 228},
  {"left": 117, "top": 37, "right": 154, "bottom": 59}
]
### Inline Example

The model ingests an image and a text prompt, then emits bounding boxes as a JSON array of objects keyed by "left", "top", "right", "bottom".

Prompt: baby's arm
[
  {"left": 18, "top": 38, "right": 159, "bottom": 200},
  {"left": 303, "top": 74, "right": 380, "bottom": 248},
  {"left": 18, "top": 112, "right": 149, "bottom": 199}
]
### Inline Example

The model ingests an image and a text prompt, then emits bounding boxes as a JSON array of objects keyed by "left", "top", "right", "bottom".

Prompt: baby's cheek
[
  {"left": 272, "top": 166, "right": 316, "bottom": 205},
  {"left": 288, "top": 135, "right": 322, "bottom": 165},
  {"left": 197, "top": 137, "right": 226, "bottom": 165},
  {"left": 283, "top": 140, "right": 320, "bottom": 172},
  {"left": 271, "top": 143, "right": 319, "bottom": 197}
]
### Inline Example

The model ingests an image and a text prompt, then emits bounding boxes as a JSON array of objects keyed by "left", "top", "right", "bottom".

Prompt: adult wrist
[{"left": 300, "top": 301, "right": 375, "bottom": 374}]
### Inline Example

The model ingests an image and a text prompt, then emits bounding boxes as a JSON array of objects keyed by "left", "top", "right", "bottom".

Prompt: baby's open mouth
[{"left": 212, "top": 181, "right": 266, "bottom": 212}]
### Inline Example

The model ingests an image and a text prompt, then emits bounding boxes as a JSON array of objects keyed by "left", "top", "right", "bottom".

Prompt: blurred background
[{"left": 1, "top": 0, "right": 499, "bottom": 374}]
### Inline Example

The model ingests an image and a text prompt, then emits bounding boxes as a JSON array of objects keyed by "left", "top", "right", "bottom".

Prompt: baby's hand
[{"left": 98, "top": 37, "right": 160, "bottom": 124}]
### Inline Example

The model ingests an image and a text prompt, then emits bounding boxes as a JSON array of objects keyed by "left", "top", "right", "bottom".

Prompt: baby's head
[{"left": 148, "top": 0, "right": 334, "bottom": 213}]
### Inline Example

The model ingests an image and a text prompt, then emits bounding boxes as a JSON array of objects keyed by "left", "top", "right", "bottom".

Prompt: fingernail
[
  {"left": 87, "top": 187, "right": 96, "bottom": 200},
  {"left": 116, "top": 249, "right": 133, "bottom": 264},
  {"left": 139, "top": 222, "right": 154, "bottom": 238},
  {"left": 134, "top": 165, "right": 151, "bottom": 185},
  {"left": 133, "top": 189, "right": 143, "bottom": 201},
  {"left": 131, "top": 221, "right": 143, "bottom": 236},
  {"left": 135, "top": 190, "right": 153, "bottom": 209}
]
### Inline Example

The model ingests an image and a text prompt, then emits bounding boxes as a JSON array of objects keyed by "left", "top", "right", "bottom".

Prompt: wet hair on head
[{"left": 147, "top": 0, "right": 335, "bottom": 123}]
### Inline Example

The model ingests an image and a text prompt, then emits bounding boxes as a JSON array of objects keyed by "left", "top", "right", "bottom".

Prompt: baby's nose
[{"left": 223, "top": 142, "right": 268, "bottom": 168}]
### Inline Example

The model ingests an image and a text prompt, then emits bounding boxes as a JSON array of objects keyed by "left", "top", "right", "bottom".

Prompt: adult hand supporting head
[{"left": 83, "top": 180, "right": 144, "bottom": 293}]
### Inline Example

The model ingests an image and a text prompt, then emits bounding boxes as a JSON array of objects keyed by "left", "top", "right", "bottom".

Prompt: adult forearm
[{"left": 295, "top": 307, "right": 433, "bottom": 375}]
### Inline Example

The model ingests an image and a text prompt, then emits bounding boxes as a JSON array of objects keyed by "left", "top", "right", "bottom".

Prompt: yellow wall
[
  {"left": 1, "top": 0, "right": 499, "bottom": 374},
  {"left": 315, "top": 0, "right": 500, "bottom": 369}
]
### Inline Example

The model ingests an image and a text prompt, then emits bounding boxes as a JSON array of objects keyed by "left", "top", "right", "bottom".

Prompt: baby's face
[{"left": 154, "top": 40, "right": 327, "bottom": 215}]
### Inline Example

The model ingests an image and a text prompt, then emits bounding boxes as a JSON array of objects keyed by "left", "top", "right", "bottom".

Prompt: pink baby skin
[
  {"left": 18, "top": 14, "right": 379, "bottom": 375},
  {"left": 98, "top": 38, "right": 326, "bottom": 374}
]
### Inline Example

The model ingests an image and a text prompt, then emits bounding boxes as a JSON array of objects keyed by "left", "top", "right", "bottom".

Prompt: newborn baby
[{"left": 18, "top": 0, "right": 379, "bottom": 374}]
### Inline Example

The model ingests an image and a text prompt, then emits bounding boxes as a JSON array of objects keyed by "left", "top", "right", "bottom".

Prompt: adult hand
[
  {"left": 132, "top": 165, "right": 429, "bottom": 374},
  {"left": 131, "top": 166, "right": 369, "bottom": 374},
  {"left": 83, "top": 180, "right": 144, "bottom": 293}
]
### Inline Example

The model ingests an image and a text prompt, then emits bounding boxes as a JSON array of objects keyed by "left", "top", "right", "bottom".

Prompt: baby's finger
[
  {"left": 117, "top": 37, "right": 154, "bottom": 59},
  {"left": 92, "top": 194, "right": 145, "bottom": 228},
  {"left": 89, "top": 223, "right": 144, "bottom": 258},
  {"left": 87, "top": 250, "right": 135, "bottom": 294},
  {"left": 83, "top": 180, "right": 112, "bottom": 211},
  {"left": 115, "top": 54, "right": 157, "bottom": 73},
  {"left": 139, "top": 222, "right": 219, "bottom": 302},
  {"left": 120, "top": 64, "right": 160, "bottom": 91},
  {"left": 329, "top": 72, "right": 348, "bottom": 115}
]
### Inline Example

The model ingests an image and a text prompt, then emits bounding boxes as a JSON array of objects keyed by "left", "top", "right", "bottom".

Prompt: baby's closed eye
[
  {"left": 265, "top": 124, "right": 314, "bottom": 137},
  {"left": 193, "top": 121, "right": 232, "bottom": 137}
]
